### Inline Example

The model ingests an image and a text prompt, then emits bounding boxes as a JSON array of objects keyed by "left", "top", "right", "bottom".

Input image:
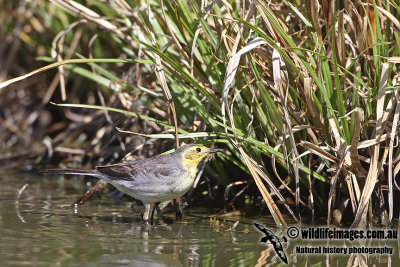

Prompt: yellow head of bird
[{"left": 177, "top": 144, "right": 223, "bottom": 168}]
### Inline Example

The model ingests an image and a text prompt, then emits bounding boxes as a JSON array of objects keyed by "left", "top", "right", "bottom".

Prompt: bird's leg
[
  {"left": 150, "top": 202, "right": 160, "bottom": 225},
  {"left": 152, "top": 200, "right": 170, "bottom": 216},
  {"left": 141, "top": 203, "right": 152, "bottom": 226},
  {"left": 175, "top": 197, "right": 183, "bottom": 220},
  {"left": 157, "top": 200, "right": 170, "bottom": 212},
  {"left": 149, "top": 201, "right": 170, "bottom": 224}
]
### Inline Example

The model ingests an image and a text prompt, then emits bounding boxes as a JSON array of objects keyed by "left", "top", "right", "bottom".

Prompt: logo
[{"left": 253, "top": 222, "right": 288, "bottom": 264}]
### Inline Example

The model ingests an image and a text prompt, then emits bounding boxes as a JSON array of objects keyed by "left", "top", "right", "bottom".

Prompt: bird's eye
[{"left": 196, "top": 147, "right": 201, "bottom": 152}]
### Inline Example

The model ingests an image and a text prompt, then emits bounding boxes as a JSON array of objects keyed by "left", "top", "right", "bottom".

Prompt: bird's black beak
[{"left": 206, "top": 148, "right": 224, "bottom": 154}]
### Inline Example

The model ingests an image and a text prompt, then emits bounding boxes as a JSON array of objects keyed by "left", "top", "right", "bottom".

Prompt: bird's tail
[{"left": 40, "top": 168, "right": 100, "bottom": 177}]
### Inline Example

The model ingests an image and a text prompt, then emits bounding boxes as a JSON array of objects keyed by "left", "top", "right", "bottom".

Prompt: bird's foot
[{"left": 143, "top": 219, "right": 151, "bottom": 228}]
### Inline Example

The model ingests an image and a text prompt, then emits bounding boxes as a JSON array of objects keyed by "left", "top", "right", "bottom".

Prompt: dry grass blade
[
  {"left": 375, "top": 5, "right": 400, "bottom": 30},
  {"left": 239, "top": 147, "right": 287, "bottom": 227},
  {"left": 388, "top": 57, "right": 400, "bottom": 63},
  {"left": 345, "top": 108, "right": 364, "bottom": 217},
  {"left": 221, "top": 37, "right": 286, "bottom": 226},
  {"left": 146, "top": 4, "right": 179, "bottom": 148},
  {"left": 221, "top": 37, "right": 267, "bottom": 139},
  {"left": 272, "top": 143, "right": 294, "bottom": 195},
  {"left": 299, "top": 141, "right": 339, "bottom": 163},
  {"left": 257, "top": 2, "right": 278, "bottom": 41},
  {"left": 346, "top": 173, "right": 360, "bottom": 214},
  {"left": 304, "top": 78, "right": 324, "bottom": 130},
  {"left": 251, "top": 157, "right": 297, "bottom": 222},
  {"left": 327, "top": 152, "right": 347, "bottom": 225},
  {"left": 388, "top": 88, "right": 400, "bottom": 224},
  {"left": 309, "top": 0, "right": 323, "bottom": 45},
  {"left": 272, "top": 48, "right": 301, "bottom": 215},
  {"left": 0, "top": 58, "right": 130, "bottom": 90},
  {"left": 73, "top": 180, "right": 107, "bottom": 206},
  {"left": 357, "top": 133, "right": 392, "bottom": 149},
  {"left": 349, "top": 108, "right": 367, "bottom": 177},
  {"left": 51, "top": 20, "right": 85, "bottom": 101},
  {"left": 256, "top": 1, "right": 306, "bottom": 77},
  {"left": 160, "top": 0, "right": 189, "bottom": 64},
  {"left": 189, "top": 1, "right": 214, "bottom": 76},
  {"left": 337, "top": 10, "right": 345, "bottom": 66},
  {"left": 351, "top": 63, "right": 389, "bottom": 228},
  {"left": 329, "top": 118, "right": 344, "bottom": 152},
  {"left": 50, "top": 0, "right": 125, "bottom": 38}
]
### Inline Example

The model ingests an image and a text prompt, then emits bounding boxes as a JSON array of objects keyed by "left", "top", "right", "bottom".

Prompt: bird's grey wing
[
  {"left": 96, "top": 159, "right": 183, "bottom": 183},
  {"left": 133, "top": 162, "right": 184, "bottom": 184},
  {"left": 95, "top": 161, "right": 144, "bottom": 181}
]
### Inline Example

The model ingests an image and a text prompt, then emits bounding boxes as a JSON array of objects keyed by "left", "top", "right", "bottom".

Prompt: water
[{"left": 0, "top": 171, "right": 398, "bottom": 266}]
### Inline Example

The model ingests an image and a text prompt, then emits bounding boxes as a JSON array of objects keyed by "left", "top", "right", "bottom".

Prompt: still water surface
[{"left": 0, "top": 171, "right": 398, "bottom": 266}]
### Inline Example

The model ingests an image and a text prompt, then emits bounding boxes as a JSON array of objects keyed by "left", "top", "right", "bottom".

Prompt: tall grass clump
[{"left": 1, "top": 0, "right": 400, "bottom": 227}]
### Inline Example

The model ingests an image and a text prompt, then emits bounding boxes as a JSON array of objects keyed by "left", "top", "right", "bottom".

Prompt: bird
[
  {"left": 41, "top": 144, "right": 223, "bottom": 225},
  {"left": 253, "top": 222, "right": 288, "bottom": 264}
]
